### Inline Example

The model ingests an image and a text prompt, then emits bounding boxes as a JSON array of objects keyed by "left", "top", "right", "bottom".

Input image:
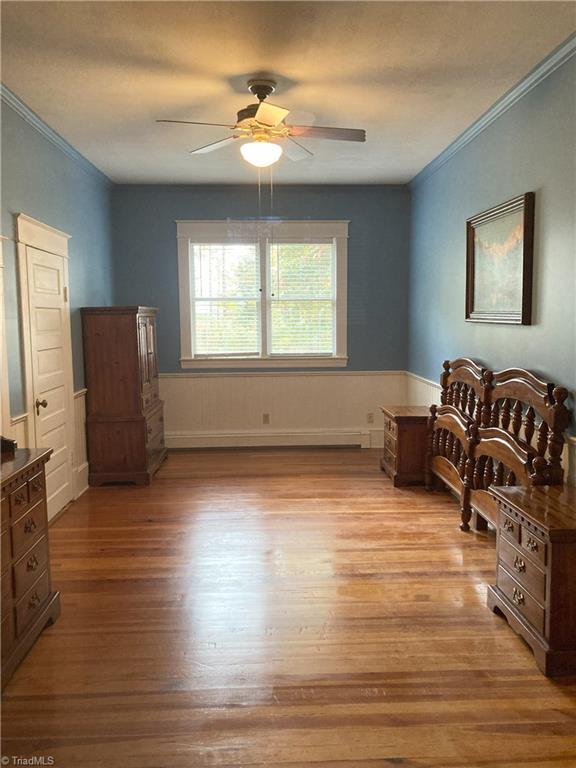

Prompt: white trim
[
  {"left": 1, "top": 84, "right": 111, "bottom": 184},
  {"left": 160, "top": 369, "right": 403, "bottom": 379},
  {"left": 177, "top": 219, "right": 349, "bottom": 369},
  {"left": 17, "top": 214, "right": 70, "bottom": 258},
  {"left": 411, "top": 33, "right": 576, "bottom": 187},
  {"left": 180, "top": 355, "right": 349, "bottom": 369},
  {"left": 16, "top": 241, "right": 36, "bottom": 446},
  {"left": 0, "top": 240, "right": 9, "bottom": 436}
]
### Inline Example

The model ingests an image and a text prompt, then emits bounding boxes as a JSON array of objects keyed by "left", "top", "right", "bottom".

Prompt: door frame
[{"left": 16, "top": 214, "right": 76, "bottom": 508}]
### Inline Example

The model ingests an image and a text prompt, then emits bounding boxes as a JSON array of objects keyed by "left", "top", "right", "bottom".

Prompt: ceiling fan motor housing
[{"left": 247, "top": 78, "right": 276, "bottom": 101}]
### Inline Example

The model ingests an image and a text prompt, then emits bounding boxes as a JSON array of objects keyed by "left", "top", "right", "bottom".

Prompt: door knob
[{"left": 35, "top": 398, "right": 48, "bottom": 415}]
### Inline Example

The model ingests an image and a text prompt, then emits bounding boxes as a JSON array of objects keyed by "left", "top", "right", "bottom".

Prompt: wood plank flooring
[{"left": 2, "top": 448, "right": 576, "bottom": 767}]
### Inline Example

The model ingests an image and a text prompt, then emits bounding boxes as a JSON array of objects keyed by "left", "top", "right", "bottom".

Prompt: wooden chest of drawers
[
  {"left": 379, "top": 406, "right": 430, "bottom": 486},
  {"left": 488, "top": 484, "right": 576, "bottom": 676},
  {"left": 1, "top": 448, "right": 60, "bottom": 688}
]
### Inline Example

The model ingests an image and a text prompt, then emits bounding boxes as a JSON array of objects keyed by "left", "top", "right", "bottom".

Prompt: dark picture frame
[{"left": 465, "top": 192, "right": 535, "bottom": 324}]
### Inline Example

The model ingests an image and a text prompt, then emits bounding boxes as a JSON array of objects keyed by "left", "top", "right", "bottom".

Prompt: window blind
[
  {"left": 191, "top": 243, "right": 260, "bottom": 356},
  {"left": 268, "top": 242, "right": 335, "bottom": 355}
]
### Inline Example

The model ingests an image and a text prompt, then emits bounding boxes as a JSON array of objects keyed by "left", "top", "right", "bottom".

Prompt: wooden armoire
[{"left": 81, "top": 306, "right": 167, "bottom": 485}]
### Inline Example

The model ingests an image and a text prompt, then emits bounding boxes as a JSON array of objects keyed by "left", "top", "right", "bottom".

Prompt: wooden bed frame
[{"left": 426, "top": 359, "right": 571, "bottom": 531}]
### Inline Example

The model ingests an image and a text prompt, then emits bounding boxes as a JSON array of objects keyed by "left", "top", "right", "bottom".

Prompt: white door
[{"left": 26, "top": 245, "right": 74, "bottom": 520}]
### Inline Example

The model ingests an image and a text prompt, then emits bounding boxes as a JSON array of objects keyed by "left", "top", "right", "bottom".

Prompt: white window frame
[{"left": 177, "top": 220, "right": 348, "bottom": 369}]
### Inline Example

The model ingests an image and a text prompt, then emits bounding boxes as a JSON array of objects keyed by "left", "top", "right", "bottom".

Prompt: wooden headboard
[{"left": 427, "top": 360, "right": 571, "bottom": 531}]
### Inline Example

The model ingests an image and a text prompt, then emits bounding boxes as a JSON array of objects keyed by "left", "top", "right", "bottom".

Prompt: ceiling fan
[{"left": 157, "top": 78, "right": 366, "bottom": 168}]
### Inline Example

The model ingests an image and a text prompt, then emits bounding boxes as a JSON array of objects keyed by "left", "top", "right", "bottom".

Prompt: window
[{"left": 177, "top": 220, "right": 348, "bottom": 368}]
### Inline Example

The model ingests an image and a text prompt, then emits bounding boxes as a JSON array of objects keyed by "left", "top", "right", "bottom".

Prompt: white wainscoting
[
  {"left": 9, "top": 413, "right": 31, "bottom": 447},
  {"left": 160, "top": 370, "right": 408, "bottom": 450},
  {"left": 73, "top": 388, "right": 89, "bottom": 498},
  {"left": 406, "top": 371, "right": 442, "bottom": 406}
]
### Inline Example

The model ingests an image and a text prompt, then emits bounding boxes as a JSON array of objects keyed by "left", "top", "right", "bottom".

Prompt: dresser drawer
[
  {"left": 27, "top": 472, "right": 45, "bottom": 507},
  {"left": 9, "top": 482, "right": 31, "bottom": 521},
  {"left": 520, "top": 528, "right": 547, "bottom": 567},
  {"left": 1, "top": 610, "right": 15, "bottom": 659},
  {"left": 1, "top": 496, "right": 9, "bottom": 529},
  {"left": 1, "top": 568, "right": 13, "bottom": 617},
  {"left": 497, "top": 566, "right": 544, "bottom": 635},
  {"left": 499, "top": 512, "right": 520, "bottom": 544},
  {"left": 384, "top": 433, "right": 397, "bottom": 457},
  {"left": 384, "top": 417, "right": 398, "bottom": 438},
  {"left": 11, "top": 501, "right": 47, "bottom": 560},
  {"left": 13, "top": 536, "right": 49, "bottom": 599},
  {"left": 1, "top": 529, "right": 11, "bottom": 573},
  {"left": 381, "top": 448, "right": 396, "bottom": 476},
  {"left": 499, "top": 537, "right": 545, "bottom": 604},
  {"left": 16, "top": 570, "right": 50, "bottom": 636}
]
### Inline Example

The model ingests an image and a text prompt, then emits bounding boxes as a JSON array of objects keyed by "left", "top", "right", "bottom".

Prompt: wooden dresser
[
  {"left": 81, "top": 306, "right": 167, "bottom": 485},
  {"left": 1, "top": 448, "right": 60, "bottom": 688},
  {"left": 488, "top": 484, "right": 576, "bottom": 676},
  {"left": 380, "top": 406, "right": 430, "bottom": 486}
]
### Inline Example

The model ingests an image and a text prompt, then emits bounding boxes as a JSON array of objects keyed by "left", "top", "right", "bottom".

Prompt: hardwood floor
[{"left": 2, "top": 448, "right": 576, "bottom": 767}]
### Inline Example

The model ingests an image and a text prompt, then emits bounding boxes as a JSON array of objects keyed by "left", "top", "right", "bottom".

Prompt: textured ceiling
[{"left": 1, "top": 2, "right": 574, "bottom": 183}]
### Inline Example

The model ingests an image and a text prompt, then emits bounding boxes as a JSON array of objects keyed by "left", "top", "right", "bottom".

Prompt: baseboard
[{"left": 165, "top": 428, "right": 383, "bottom": 450}]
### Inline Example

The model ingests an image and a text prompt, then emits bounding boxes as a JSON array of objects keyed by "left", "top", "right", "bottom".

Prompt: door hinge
[{"left": 63, "top": 286, "right": 68, "bottom": 302}]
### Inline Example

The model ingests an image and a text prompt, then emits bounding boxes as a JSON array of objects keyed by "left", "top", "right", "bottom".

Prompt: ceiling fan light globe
[{"left": 240, "top": 141, "right": 283, "bottom": 168}]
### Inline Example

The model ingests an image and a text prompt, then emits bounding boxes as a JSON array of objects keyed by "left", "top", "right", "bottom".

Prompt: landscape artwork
[{"left": 465, "top": 193, "right": 534, "bottom": 324}]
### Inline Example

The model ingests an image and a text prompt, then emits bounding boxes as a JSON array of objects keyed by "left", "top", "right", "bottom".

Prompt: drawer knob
[
  {"left": 30, "top": 480, "right": 42, "bottom": 493},
  {"left": 526, "top": 537, "right": 539, "bottom": 553},
  {"left": 24, "top": 518, "right": 37, "bottom": 534},
  {"left": 14, "top": 492, "right": 26, "bottom": 506},
  {"left": 513, "top": 556, "right": 526, "bottom": 574},
  {"left": 512, "top": 587, "right": 525, "bottom": 606},
  {"left": 28, "top": 591, "right": 41, "bottom": 609},
  {"left": 26, "top": 555, "right": 39, "bottom": 572},
  {"left": 147, "top": 427, "right": 152, "bottom": 435},
  {"left": 503, "top": 519, "right": 514, "bottom": 533}
]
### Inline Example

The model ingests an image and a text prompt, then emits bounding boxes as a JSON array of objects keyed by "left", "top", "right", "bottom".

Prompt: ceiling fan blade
[
  {"left": 255, "top": 102, "right": 290, "bottom": 128},
  {"left": 288, "top": 125, "right": 366, "bottom": 142},
  {"left": 189, "top": 136, "right": 239, "bottom": 155},
  {"left": 157, "top": 119, "right": 235, "bottom": 128},
  {"left": 283, "top": 137, "right": 314, "bottom": 162}
]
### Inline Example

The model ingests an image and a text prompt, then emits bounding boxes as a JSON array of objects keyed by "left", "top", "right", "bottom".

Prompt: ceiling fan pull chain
[{"left": 257, "top": 168, "right": 262, "bottom": 218}]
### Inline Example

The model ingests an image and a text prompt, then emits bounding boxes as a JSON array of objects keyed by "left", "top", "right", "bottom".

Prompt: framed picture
[{"left": 465, "top": 192, "right": 534, "bottom": 324}]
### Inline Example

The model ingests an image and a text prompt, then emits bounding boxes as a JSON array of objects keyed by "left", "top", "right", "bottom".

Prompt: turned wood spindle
[
  {"left": 523, "top": 406, "right": 535, "bottom": 446},
  {"left": 490, "top": 401, "right": 500, "bottom": 428},
  {"left": 500, "top": 398, "right": 511, "bottom": 431},
  {"left": 483, "top": 457, "right": 494, "bottom": 490},
  {"left": 536, "top": 420, "right": 549, "bottom": 457},
  {"left": 467, "top": 389, "right": 475, "bottom": 417},
  {"left": 445, "top": 432, "right": 454, "bottom": 458},
  {"left": 505, "top": 468, "right": 516, "bottom": 487},
  {"left": 511, "top": 400, "right": 523, "bottom": 437},
  {"left": 494, "top": 461, "right": 504, "bottom": 486},
  {"left": 451, "top": 439, "right": 461, "bottom": 467},
  {"left": 438, "top": 429, "right": 447, "bottom": 457}
]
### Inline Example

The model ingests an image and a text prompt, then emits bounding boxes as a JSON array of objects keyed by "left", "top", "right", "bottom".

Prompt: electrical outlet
[
  {"left": 262, "top": 413, "right": 270, "bottom": 425},
  {"left": 367, "top": 412, "right": 374, "bottom": 424}
]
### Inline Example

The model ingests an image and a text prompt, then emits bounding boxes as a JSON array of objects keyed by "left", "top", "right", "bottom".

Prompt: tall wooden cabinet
[{"left": 81, "top": 306, "right": 167, "bottom": 485}]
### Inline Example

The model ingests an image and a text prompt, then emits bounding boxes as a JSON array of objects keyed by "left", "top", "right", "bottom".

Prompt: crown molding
[
  {"left": 1, "top": 83, "right": 111, "bottom": 185},
  {"left": 411, "top": 33, "right": 576, "bottom": 188}
]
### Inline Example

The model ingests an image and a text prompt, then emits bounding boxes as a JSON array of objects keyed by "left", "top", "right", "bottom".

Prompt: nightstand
[{"left": 379, "top": 405, "right": 430, "bottom": 486}]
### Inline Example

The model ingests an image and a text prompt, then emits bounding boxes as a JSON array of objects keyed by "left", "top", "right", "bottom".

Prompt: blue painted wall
[
  {"left": 409, "top": 57, "right": 576, "bottom": 391},
  {"left": 1, "top": 102, "right": 114, "bottom": 413},
  {"left": 111, "top": 185, "right": 411, "bottom": 372}
]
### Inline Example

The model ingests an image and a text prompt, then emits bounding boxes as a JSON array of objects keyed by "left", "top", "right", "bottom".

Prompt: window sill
[{"left": 180, "top": 356, "right": 349, "bottom": 370}]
